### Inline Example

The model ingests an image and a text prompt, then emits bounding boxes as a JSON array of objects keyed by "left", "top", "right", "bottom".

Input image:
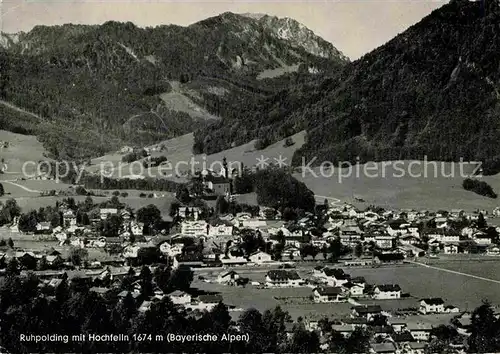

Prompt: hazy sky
[{"left": 1, "top": 0, "right": 448, "bottom": 60}]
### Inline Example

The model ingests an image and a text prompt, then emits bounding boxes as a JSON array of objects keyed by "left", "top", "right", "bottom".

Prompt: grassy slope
[
  {"left": 86, "top": 130, "right": 500, "bottom": 211},
  {"left": 7, "top": 127, "right": 500, "bottom": 213},
  {"left": 295, "top": 162, "right": 500, "bottom": 212},
  {"left": 88, "top": 130, "right": 307, "bottom": 181}
]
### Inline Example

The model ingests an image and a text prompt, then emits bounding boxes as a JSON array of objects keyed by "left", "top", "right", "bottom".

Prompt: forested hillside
[
  {"left": 196, "top": 0, "right": 500, "bottom": 168},
  {"left": 0, "top": 14, "right": 347, "bottom": 158}
]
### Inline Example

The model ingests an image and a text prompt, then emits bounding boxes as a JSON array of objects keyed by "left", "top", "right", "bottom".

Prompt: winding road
[{"left": 3, "top": 180, "right": 41, "bottom": 193}]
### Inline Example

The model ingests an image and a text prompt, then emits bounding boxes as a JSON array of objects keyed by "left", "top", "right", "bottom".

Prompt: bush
[
  {"left": 254, "top": 138, "right": 269, "bottom": 150},
  {"left": 139, "top": 193, "right": 147, "bottom": 198},
  {"left": 463, "top": 178, "right": 497, "bottom": 199},
  {"left": 283, "top": 137, "right": 295, "bottom": 147},
  {"left": 75, "top": 186, "right": 87, "bottom": 195}
]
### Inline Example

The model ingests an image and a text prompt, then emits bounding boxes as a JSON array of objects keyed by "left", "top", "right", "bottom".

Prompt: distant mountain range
[
  {"left": 196, "top": 0, "right": 500, "bottom": 170},
  {"left": 0, "top": 12, "right": 347, "bottom": 158}
]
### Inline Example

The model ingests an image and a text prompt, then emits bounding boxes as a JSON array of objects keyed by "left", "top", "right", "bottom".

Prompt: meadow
[
  {"left": 193, "top": 261, "right": 500, "bottom": 321},
  {"left": 294, "top": 161, "right": 500, "bottom": 212}
]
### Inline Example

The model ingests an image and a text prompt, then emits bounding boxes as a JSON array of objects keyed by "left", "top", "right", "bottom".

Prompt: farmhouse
[
  {"left": 190, "top": 295, "right": 223, "bottom": 311},
  {"left": 100, "top": 208, "right": 118, "bottom": 220},
  {"left": 178, "top": 207, "right": 201, "bottom": 220},
  {"left": 339, "top": 226, "right": 362, "bottom": 246},
  {"left": 248, "top": 251, "right": 272, "bottom": 264},
  {"left": 400, "top": 234, "right": 421, "bottom": 245},
  {"left": 473, "top": 232, "right": 492, "bottom": 245},
  {"left": 370, "top": 342, "right": 397, "bottom": 354},
  {"left": 407, "top": 322, "right": 433, "bottom": 341},
  {"left": 168, "top": 290, "right": 191, "bottom": 305},
  {"left": 265, "top": 270, "right": 303, "bottom": 287},
  {"left": 374, "top": 234, "right": 394, "bottom": 249},
  {"left": 443, "top": 243, "right": 459, "bottom": 254},
  {"left": 343, "top": 282, "right": 365, "bottom": 297},
  {"left": 36, "top": 222, "right": 52, "bottom": 233},
  {"left": 426, "top": 229, "right": 460, "bottom": 243},
  {"left": 330, "top": 325, "right": 355, "bottom": 337},
  {"left": 181, "top": 220, "right": 208, "bottom": 237},
  {"left": 62, "top": 210, "right": 76, "bottom": 228},
  {"left": 386, "top": 220, "right": 409, "bottom": 236},
  {"left": 373, "top": 284, "right": 401, "bottom": 300},
  {"left": 486, "top": 245, "right": 500, "bottom": 256},
  {"left": 313, "top": 287, "right": 345, "bottom": 303},
  {"left": 281, "top": 245, "right": 301, "bottom": 259},
  {"left": 207, "top": 224, "right": 233, "bottom": 237},
  {"left": 352, "top": 305, "right": 383, "bottom": 320},
  {"left": 322, "top": 268, "right": 350, "bottom": 287},
  {"left": 419, "top": 298, "right": 445, "bottom": 314}
]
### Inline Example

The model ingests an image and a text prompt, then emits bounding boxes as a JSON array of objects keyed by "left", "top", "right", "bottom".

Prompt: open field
[
  {"left": 345, "top": 265, "right": 500, "bottom": 311},
  {"left": 194, "top": 261, "right": 500, "bottom": 319},
  {"left": 0, "top": 130, "right": 52, "bottom": 179},
  {"left": 4, "top": 127, "right": 500, "bottom": 212},
  {"left": 191, "top": 279, "right": 353, "bottom": 320},
  {"left": 85, "top": 131, "right": 500, "bottom": 211},
  {"left": 294, "top": 161, "right": 500, "bottom": 212}
]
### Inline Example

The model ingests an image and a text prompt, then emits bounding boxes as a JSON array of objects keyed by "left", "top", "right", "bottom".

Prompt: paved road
[{"left": 409, "top": 260, "right": 500, "bottom": 285}]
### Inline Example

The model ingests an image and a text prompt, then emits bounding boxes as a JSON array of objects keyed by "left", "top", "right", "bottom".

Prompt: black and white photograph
[{"left": 0, "top": 0, "right": 499, "bottom": 352}]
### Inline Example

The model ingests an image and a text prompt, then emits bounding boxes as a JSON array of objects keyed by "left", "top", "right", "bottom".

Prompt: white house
[
  {"left": 248, "top": 251, "right": 272, "bottom": 264},
  {"left": 265, "top": 270, "right": 304, "bottom": 287},
  {"left": 339, "top": 226, "right": 362, "bottom": 246},
  {"left": 321, "top": 268, "right": 350, "bottom": 287},
  {"left": 178, "top": 207, "right": 201, "bottom": 220},
  {"left": 486, "top": 245, "right": 500, "bottom": 256},
  {"left": 419, "top": 298, "right": 445, "bottom": 314},
  {"left": 281, "top": 245, "right": 301, "bottom": 259},
  {"left": 100, "top": 208, "right": 118, "bottom": 220},
  {"left": 241, "top": 219, "right": 267, "bottom": 229},
  {"left": 443, "top": 243, "right": 459, "bottom": 254},
  {"left": 407, "top": 323, "right": 432, "bottom": 341},
  {"left": 375, "top": 235, "right": 394, "bottom": 249},
  {"left": 386, "top": 221, "right": 409, "bottom": 237},
  {"left": 158, "top": 242, "right": 183, "bottom": 257},
  {"left": 181, "top": 220, "right": 208, "bottom": 237},
  {"left": 62, "top": 210, "right": 76, "bottom": 228},
  {"left": 208, "top": 224, "right": 233, "bottom": 237},
  {"left": 473, "top": 232, "right": 492, "bottom": 245},
  {"left": 373, "top": 284, "right": 401, "bottom": 300},
  {"left": 313, "top": 287, "right": 345, "bottom": 303},
  {"left": 130, "top": 222, "right": 144, "bottom": 236},
  {"left": 400, "top": 234, "right": 421, "bottom": 245},
  {"left": 188, "top": 295, "right": 223, "bottom": 311},
  {"left": 344, "top": 282, "right": 365, "bottom": 297},
  {"left": 168, "top": 290, "right": 191, "bottom": 305},
  {"left": 427, "top": 229, "right": 460, "bottom": 243},
  {"left": 434, "top": 217, "right": 449, "bottom": 229}
]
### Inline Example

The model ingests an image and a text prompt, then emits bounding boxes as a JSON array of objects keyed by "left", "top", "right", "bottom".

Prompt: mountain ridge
[
  {"left": 195, "top": 0, "right": 500, "bottom": 168},
  {"left": 0, "top": 13, "right": 347, "bottom": 158}
]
